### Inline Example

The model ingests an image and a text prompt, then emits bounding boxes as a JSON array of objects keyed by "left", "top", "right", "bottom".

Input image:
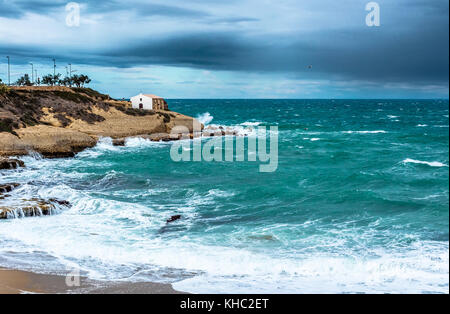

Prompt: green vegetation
[
  {"left": 14, "top": 74, "right": 33, "bottom": 86},
  {"left": 42, "top": 74, "right": 62, "bottom": 86},
  {"left": 52, "top": 91, "right": 92, "bottom": 103},
  {"left": 71, "top": 74, "right": 91, "bottom": 87},
  {"left": 113, "top": 105, "right": 157, "bottom": 116},
  {"left": 20, "top": 112, "right": 40, "bottom": 126},
  {"left": 0, "top": 79, "right": 9, "bottom": 95},
  {"left": 159, "top": 112, "right": 171, "bottom": 123},
  {"left": 72, "top": 87, "right": 110, "bottom": 100},
  {"left": 0, "top": 118, "right": 19, "bottom": 135}
]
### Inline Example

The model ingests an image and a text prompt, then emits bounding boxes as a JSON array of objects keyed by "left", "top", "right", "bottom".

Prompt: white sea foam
[
  {"left": 124, "top": 137, "right": 169, "bottom": 148},
  {"left": 417, "top": 124, "right": 428, "bottom": 127},
  {"left": 1, "top": 125, "right": 448, "bottom": 294},
  {"left": 240, "top": 121, "right": 262, "bottom": 127},
  {"left": 173, "top": 241, "right": 449, "bottom": 294},
  {"left": 0, "top": 186, "right": 448, "bottom": 294},
  {"left": 403, "top": 158, "right": 448, "bottom": 167},
  {"left": 1, "top": 209, "right": 447, "bottom": 294},
  {"left": 343, "top": 130, "right": 387, "bottom": 134},
  {"left": 203, "top": 123, "right": 258, "bottom": 137},
  {"left": 196, "top": 112, "right": 214, "bottom": 125}
]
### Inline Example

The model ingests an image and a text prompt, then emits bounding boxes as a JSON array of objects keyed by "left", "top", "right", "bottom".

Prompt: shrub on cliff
[
  {"left": 0, "top": 80, "right": 9, "bottom": 95},
  {"left": 0, "top": 118, "right": 19, "bottom": 135},
  {"left": 72, "top": 87, "right": 109, "bottom": 100}
]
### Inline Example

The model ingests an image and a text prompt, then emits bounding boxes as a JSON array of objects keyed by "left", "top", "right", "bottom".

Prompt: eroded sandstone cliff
[{"left": 0, "top": 86, "right": 200, "bottom": 157}]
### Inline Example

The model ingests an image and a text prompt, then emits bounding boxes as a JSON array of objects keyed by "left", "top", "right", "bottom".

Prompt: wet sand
[{"left": 0, "top": 268, "right": 184, "bottom": 294}]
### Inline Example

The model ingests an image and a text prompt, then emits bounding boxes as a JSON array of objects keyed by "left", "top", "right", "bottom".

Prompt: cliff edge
[{"left": 0, "top": 86, "right": 200, "bottom": 157}]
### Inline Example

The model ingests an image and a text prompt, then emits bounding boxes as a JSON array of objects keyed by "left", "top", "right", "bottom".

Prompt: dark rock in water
[
  {"left": 248, "top": 235, "right": 277, "bottom": 241},
  {"left": 0, "top": 183, "right": 20, "bottom": 193},
  {"left": 0, "top": 158, "right": 25, "bottom": 170},
  {"left": 48, "top": 198, "right": 71, "bottom": 207},
  {"left": 112, "top": 138, "right": 126, "bottom": 146},
  {"left": 149, "top": 133, "right": 170, "bottom": 142},
  {"left": 0, "top": 198, "right": 71, "bottom": 219},
  {"left": 41, "top": 151, "right": 76, "bottom": 158},
  {"left": 167, "top": 215, "right": 182, "bottom": 223}
]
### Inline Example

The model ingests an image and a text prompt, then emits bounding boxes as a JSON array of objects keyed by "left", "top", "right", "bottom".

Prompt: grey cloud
[
  {"left": 85, "top": 1, "right": 209, "bottom": 18},
  {"left": 0, "top": 0, "right": 66, "bottom": 18},
  {"left": 0, "top": 0, "right": 447, "bottom": 89}
]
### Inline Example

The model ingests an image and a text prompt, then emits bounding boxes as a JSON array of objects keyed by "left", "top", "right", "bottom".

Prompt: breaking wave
[
  {"left": 403, "top": 159, "right": 449, "bottom": 168},
  {"left": 196, "top": 112, "right": 214, "bottom": 125}
]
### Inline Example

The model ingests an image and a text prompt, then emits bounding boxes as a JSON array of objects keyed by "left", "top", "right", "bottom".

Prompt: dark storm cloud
[
  {"left": 0, "top": 0, "right": 66, "bottom": 18},
  {"left": 1, "top": 0, "right": 209, "bottom": 18},
  {"left": 0, "top": 0, "right": 448, "bottom": 88},
  {"left": 83, "top": 1, "right": 209, "bottom": 18},
  {"left": 95, "top": 14, "right": 448, "bottom": 85}
]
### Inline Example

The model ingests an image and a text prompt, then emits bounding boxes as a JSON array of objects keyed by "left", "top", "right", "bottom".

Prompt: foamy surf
[
  {"left": 196, "top": 112, "right": 214, "bottom": 125},
  {"left": 343, "top": 130, "right": 387, "bottom": 134},
  {"left": 1, "top": 99, "right": 448, "bottom": 294},
  {"left": 403, "top": 159, "right": 449, "bottom": 167}
]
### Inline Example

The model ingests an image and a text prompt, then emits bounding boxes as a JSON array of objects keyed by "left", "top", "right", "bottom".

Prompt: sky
[{"left": 0, "top": 0, "right": 448, "bottom": 99}]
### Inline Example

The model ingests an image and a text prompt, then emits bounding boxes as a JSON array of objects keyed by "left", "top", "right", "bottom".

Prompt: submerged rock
[
  {"left": 167, "top": 215, "right": 182, "bottom": 223},
  {"left": 112, "top": 138, "right": 126, "bottom": 146},
  {"left": 0, "top": 198, "right": 71, "bottom": 219},
  {"left": 0, "top": 158, "right": 25, "bottom": 170},
  {"left": 0, "top": 183, "right": 20, "bottom": 193}
]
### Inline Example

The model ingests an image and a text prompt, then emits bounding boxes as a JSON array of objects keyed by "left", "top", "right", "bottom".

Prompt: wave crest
[{"left": 403, "top": 158, "right": 448, "bottom": 167}]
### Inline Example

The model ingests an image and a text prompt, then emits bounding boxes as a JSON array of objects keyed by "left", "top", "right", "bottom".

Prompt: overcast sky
[{"left": 0, "top": 0, "right": 448, "bottom": 98}]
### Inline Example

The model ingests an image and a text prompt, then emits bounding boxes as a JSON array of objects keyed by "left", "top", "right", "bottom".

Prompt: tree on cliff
[
  {"left": 59, "top": 76, "right": 73, "bottom": 87},
  {"left": 15, "top": 74, "right": 33, "bottom": 86},
  {"left": 71, "top": 74, "right": 91, "bottom": 87},
  {"left": 42, "top": 73, "right": 62, "bottom": 86}
]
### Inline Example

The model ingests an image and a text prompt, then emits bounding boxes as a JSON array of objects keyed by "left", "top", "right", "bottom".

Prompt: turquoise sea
[{"left": 0, "top": 99, "right": 448, "bottom": 293}]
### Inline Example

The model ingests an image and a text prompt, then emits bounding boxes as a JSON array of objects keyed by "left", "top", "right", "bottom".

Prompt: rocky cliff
[{"left": 0, "top": 86, "right": 200, "bottom": 157}]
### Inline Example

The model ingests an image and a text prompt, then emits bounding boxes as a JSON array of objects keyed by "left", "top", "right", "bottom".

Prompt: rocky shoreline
[
  {"left": 0, "top": 87, "right": 247, "bottom": 220},
  {"left": 0, "top": 158, "right": 25, "bottom": 170},
  {"left": 0, "top": 180, "right": 71, "bottom": 219},
  {"left": 0, "top": 86, "right": 205, "bottom": 219},
  {"left": 0, "top": 86, "right": 202, "bottom": 158}
]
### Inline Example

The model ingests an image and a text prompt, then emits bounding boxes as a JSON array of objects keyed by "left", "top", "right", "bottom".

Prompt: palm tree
[
  {"left": 15, "top": 74, "right": 33, "bottom": 86},
  {"left": 42, "top": 73, "right": 61, "bottom": 86}
]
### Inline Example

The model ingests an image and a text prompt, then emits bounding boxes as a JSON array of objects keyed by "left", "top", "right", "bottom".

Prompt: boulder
[
  {"left": 0, "top": 198, "right": 71, "bottom": 219},
  {"left": 167, "top": 215, "right": 182, "bottom": 223},
  {"left": 0, "top": 183, "right": 20, "bottom": 193},
  {"left": 0, "top": 158, "right": 25, "bottom": 170},
  {"left": 112, "top": 138, "right": 126, "bottom": 146}
]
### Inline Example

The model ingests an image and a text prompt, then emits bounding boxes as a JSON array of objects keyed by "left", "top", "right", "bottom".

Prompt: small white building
[{"left": 130, "top": 93, "right": 168, "bottom": 110}]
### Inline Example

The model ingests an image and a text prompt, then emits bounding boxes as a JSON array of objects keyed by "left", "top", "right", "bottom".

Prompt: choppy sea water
[{"left": 0, "top": 99, "right": 448, "bottom": 294}]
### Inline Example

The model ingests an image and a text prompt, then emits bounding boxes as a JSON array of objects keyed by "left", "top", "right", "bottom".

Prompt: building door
[{"left": 139, "top": 103, "right": 143, "bottom": 109}]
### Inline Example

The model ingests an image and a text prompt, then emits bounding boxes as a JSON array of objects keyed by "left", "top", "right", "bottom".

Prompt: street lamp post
[
  {"left": 30, "top": 63, "right": 34, "bottom": 84},
  {"left": 6, "top": 56, "right": 10, "bottom": 86}
]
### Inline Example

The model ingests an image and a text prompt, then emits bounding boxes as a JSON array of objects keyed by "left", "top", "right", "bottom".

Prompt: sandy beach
[{"left": 0, "top": 268, "right": 184, "bottom": 294}]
